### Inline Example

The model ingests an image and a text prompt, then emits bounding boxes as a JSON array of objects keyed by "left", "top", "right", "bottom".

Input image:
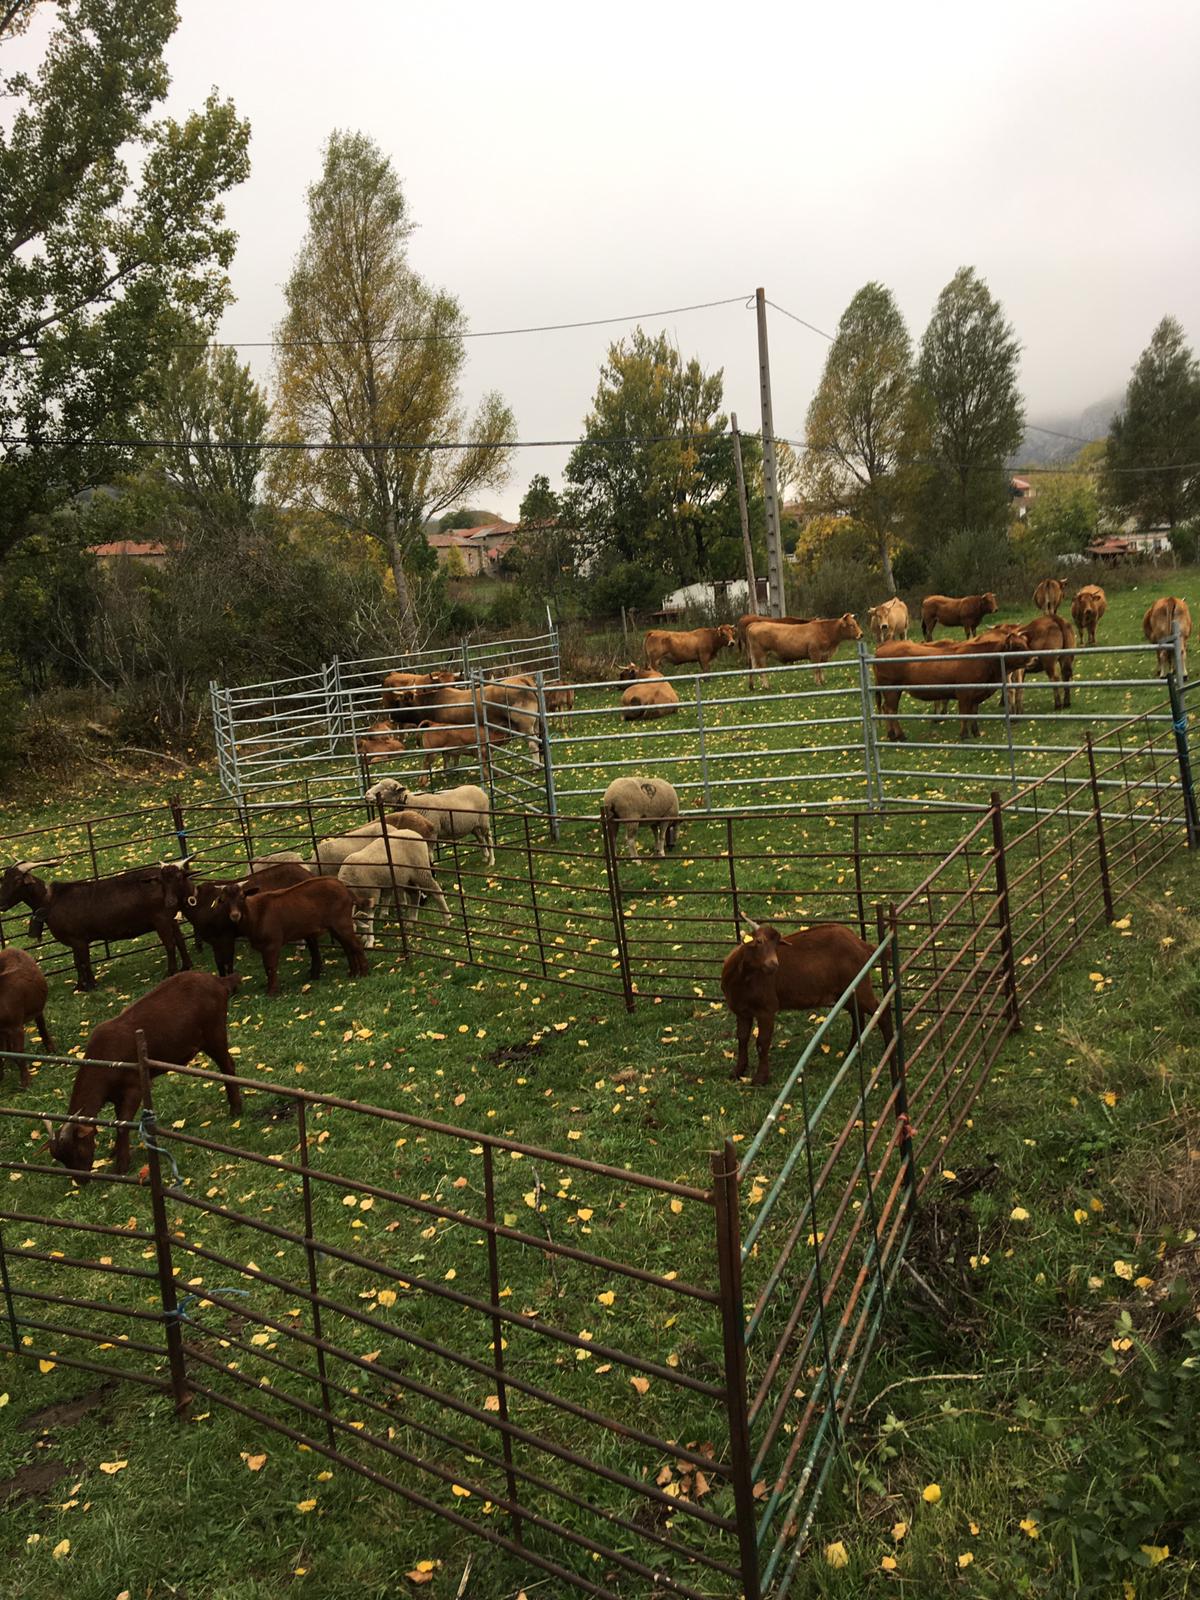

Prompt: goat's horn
[
  {"left": 16, "top": 858, "right": 56, "bottom": 872},
  {"left": 42, "top": 1119, "right": 55, "bottom": 1139},
  {"left": 739, "top": 913, "right": 761, "bottom": 932}
]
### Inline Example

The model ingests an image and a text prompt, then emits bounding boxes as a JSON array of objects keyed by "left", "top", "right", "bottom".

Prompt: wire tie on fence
[
  {"left": 137, "top": 1109, "right": 184, "bottom": 1187},
  {"left": 166, "top": 1286, "right": 251, "bottom": 1326},
  {"left": 1173, "top": 717, "right": 1188, "bottom": 734}
]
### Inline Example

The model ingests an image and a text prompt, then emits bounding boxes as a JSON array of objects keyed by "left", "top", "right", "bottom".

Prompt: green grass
[{"left": 0, "top": 571, "right": 1197, "bottom": 1597}]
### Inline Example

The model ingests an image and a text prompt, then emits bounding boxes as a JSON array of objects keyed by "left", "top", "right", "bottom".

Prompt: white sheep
[
  {"left": 364, "top": 779, "right": 494, "bottom": 867},
  {"left": 337, "top": 829, "right": 451, "bottom": 947},
  {"left": 310, "top": 810, "right": 437, "bottom": 877},
  {"left": 601, "top": 776, "right": 681, "bottom": 860}
]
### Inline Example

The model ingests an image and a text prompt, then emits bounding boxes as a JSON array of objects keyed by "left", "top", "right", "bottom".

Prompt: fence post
[
  {"left": 695, "top": 676, "right": 712, "bottom": 811},
  {"left": 1171, "top": 620, "right": 1186, "bottom": 691},
  {"left": 711, "top": 1138, "right": 762, "bottom": 1600},
  {"left": 295, "top": 1100, "right": 336, "bottom": 1449},
  {"left": 989, "top": 792, "right": 1021, "bottom": 1030},
  {"left": 0, "top": 1220, "right": 21, "bottom": 1355},
  {"left": 460, "top": 637, "right": 472, "bottom": 682},
  {"left": 534, "top": 672, "right": 560, "bottom": 841},
  {"left": 881, "top": 908, "right": 919, "bottom": 1221},
  {"left": 1085, "top": 732, "right": 1116, "bottom": 922},
  {"left": 1167, "top": 676, "right": 1198, "bottom": 847},
  {"left": 856, "top": 640, "right": 882, "bottom": 810},
  {"left": 724, "top": 816, "right": 742, "bottom": 943},
  {"left": 599, "top": 808, "right": 635, "bottom": 1011},
  {"left": 136, "top": 1031, "right": 190, "bottom": 1414},
  {"left": 168, "top": 794, "right": 189, "bottom": 863}
]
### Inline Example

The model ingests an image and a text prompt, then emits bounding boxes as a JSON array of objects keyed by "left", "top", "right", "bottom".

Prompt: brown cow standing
[
  {"left": 867, "top": 598, "right": 909, "bottom": 642},
  {"left": 920, "top": 592, "right": 998, "bottom": 640},
  {"left": 734, "top": 613, "right": 811, "bottom": 656},
  {"left": 45, "top": 971, "right": 243, "bottom": 1175},
  {"left": 997, "top": 616, "right": 1076, "bottom": 712},
  {"left": 1033, "top": 578, "right": 1064, "bottom": 615},
  {"left": 617, "top": 666, "right": 680, "bottom": 721},
  {"left": 1143, "top": 596, "right": 1192, "bottom": 679},
  {"left": 0, "top": 949, "right": 53, "bottom": 1086},
  {"left": 1071, "top": 583, "right": 1107, "bottom": 646},
  {"left": 643, "top": 624, "right": 736, "bottom": 674},
  {"left": 873, "top": 629, "right": 1029, "bottom": 739},
  {"left": 721, "top": 919, "right": 890, "bottom": 1086},
  {"left": 744, "top": 614, "right": 864, "bottom": 688}
]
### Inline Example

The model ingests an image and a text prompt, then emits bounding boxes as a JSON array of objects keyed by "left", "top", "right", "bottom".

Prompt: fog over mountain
[{"left": 1018, "top": 393, "right": 1126, "bottom": 467}]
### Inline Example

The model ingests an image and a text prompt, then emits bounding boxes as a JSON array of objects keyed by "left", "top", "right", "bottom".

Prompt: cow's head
[
  {"left": 739, "top": 918, "right": 782, "bottom": 974},
  {"left": 842, "top": 613, "right": 864, "bottom": 640},
  {"left": 716, "top": 624, "right": 737, "bottom": 647},
  {"left": 45, "top": 1115, "right": 98, "bottom": 1176},
  {"left": 983, "top": 593, "right": 998, "bottom": 614},
  {"left": 616, "top": 663, "right": 641, "bottom": 682},
  {"left": 184, "top": 880, "right": 225, "bottom": 917}
]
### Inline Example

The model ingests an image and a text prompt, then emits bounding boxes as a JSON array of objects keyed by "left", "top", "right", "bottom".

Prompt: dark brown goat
[
  {"left": 721, "top": 919, "right": 890, "bottom": 1086},
  {"left": 0, "top": 862, "right": 192, "bottom": 991},
  {"left": 217, "top": 877, "right": 368, "bottom": 995},
  {"left": 184, "top": 861, "right": 313, "bottom": 975},
  {"left": 46, "top": 972, "right": 242, "bottom": 1175},
  {"left": 0, "top": 948, "right": 53, "bottom": 1087}
]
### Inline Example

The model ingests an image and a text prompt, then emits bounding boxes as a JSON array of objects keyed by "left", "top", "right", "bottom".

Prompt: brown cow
[
  {"left": 920, "top": 592, "right": 998, "bottom": 640},
  {"left": 998, "top": 616, "right": 1075, "bottom": 712},
  {"left": 1033, "top": 578, "right": 1064, "bottom": 615},
  {"left": 45, "top": 971, "right": 243, "bottom": 1175},
  {"left": 415, "top": 718, "right": 508, "bottom": 784},
  {"left": 1071, "top": 583, "right": 1107, "bottom": 646},
  {"left": 380, "top": 669, "right": 457, "bottom": 719},
  {"left": 643, "top": 624, "right": 736, "bottom": 674},
  {"left": 721, "top": 918, "right": 890, "bottom": 1086},
  {"left": 357, "top": 719, "right": 407, "bottom": 763},
  {"left": 734, "top": 612, "right": 811, "bottom": 656},
  {"left": 218, "top": 878, "right": 368, "bottom": 996},
  {"left": 867, "top": 598, "right": 909, "bottom": 643},
  {"left": 0, "top": 948, "right": 53, "bottom": 1086},
  {"left": 745, "top": 614, "right": 864, "bottom": 688},
  {"left": 617, "top": 666, "right": 681, "bottom": 722},
  {"left": 873, "top": 629, "right": 1029, "bottom": 739},
  {"left": 1143, "top": 595, "right": 1192, "bottom": 679},
  {"left": 543, "top": 683, "right": 576, "bottom": 712}
]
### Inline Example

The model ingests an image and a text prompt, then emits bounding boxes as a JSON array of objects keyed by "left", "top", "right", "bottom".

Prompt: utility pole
[
  {"left": 755, "top": 288, "right": 787, "bottom": 618},
  {"left": 730, "top": 412, "right": 758, "bottom": 615}
]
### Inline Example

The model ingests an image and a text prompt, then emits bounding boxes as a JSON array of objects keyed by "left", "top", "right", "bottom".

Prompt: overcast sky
[{"left": 18, "top": 0, "right": 1200, "bottom": 516}]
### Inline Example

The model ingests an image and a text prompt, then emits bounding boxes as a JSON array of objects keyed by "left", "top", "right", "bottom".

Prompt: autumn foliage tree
[{"left": 270, "top": 131, "right": 514, "bottom": 637}]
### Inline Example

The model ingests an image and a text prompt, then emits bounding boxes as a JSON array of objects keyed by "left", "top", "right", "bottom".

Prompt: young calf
[
  {"left": 45, "top": 971, "right": 242, "bottom": 1175},
  {"left": 721, "top": 919, "right": 890, "bottom": 1086},
  {"left": 0, "top": 948, "right": 53, "bottom": 1087},
  {"left": 218, "top": 877, "right": 368, "bottom": 995}
]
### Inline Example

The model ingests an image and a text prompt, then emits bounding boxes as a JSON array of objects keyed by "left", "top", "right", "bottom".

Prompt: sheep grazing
[
  {"left": 364, "top": 778, "right": 494, "bottom": 867},
  {"left": 217, "top": 877, "right": 368, "bottom": 996},
  {"left": 45, "top": 971, "right": 243, "bottom": 1175},
  {"left": 338, "top": 829, "right": 452, "bottom": 947},
  {"left": 721, "top": 918, "right": 891, "bottom": 1086},
  {"left": 601, "top": 776, "right": 681, "bottom": 859},
  {"left": 310, "top": 810, "right": 436, "bottom": 876},
  {"left": 0, "top": 948, "right": 54, "bottom": 1087}
]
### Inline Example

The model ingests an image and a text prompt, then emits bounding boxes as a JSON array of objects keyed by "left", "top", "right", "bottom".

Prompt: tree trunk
[
  {"left": 878, "top": 528, "right": 896, "bottom": 595},
  {"left": 386, "top": 514, "right": 416, "bottom": 644}
]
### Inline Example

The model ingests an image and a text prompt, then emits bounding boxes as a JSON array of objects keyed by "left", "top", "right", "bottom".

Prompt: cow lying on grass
[
  {"left": 45, "top": 971, "right": 242, "bottom": 1176},
  {"left": 0, "top": 862, "right": 192, "bottom": 992},
  {"left": 721, "top": 917, "right": 890, "bottom": 1086}
]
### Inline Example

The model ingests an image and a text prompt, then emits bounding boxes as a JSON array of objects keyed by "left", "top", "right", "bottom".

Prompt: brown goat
[
  {"left": 721, "top": 920, "right": 890, "bottom": 1086},
  {"left": 0, "top": 948, "right": 53, "bottom": 1087},
  {"left": 46, "top": 972, "right": 243, "bottom": 1175},
  {"left": 183, "top": 860, "right": 313, "bottom": 975},
  {"left": 218, "top": 877, "right": 368, "bottom": 996}
]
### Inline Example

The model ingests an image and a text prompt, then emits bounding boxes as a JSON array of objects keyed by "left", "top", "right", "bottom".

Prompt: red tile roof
[{"left": 88, "top": 540, "right": 169, "bottom": 558}]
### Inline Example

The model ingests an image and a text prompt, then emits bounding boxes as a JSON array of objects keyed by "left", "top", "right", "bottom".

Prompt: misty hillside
[{"left": 1015, "top": 392, "right": 1124, "bottom": 466}]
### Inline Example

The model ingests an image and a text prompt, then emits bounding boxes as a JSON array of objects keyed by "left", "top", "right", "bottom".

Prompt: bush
[
  {"left": 485, "top": 586, "right": 534, "bottom": 631},
  {"left": 0, "top": 655, "right": 25, "bottom": 780},
  {"left": 586, "top": 560, "right": 662, "bottom": 618},
  {"left": 890, "top": 543, "right": 929, "bottom": 592},
  {"left": 922, "top": 528, "right": 1029, "bottom": 604},
  {"left": 1169, "top": 518, "right": 1200, "bottom": 564},
  {"left": 788, "top": 555, "right": 880, "bottom": 620}
]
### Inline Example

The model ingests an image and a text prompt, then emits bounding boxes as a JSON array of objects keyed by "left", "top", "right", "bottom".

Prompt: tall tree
[
  {"left": 803, "top": 282, "right": 915, "bottom": 592},
  {"left": 519, "top": 473, "right": 560, "bottom": 524},
  {"left": 271, "top": 131, "right": 515, "bottom": 637},
  {"left": 0, "top": 0, "right": 251, "bottom": 562},
  {"left": 1105, "top": 316, "right": 1200, "bottom": 529},
  {"left": 915, "top": 267, "right": 1024, "bottom": 536},
  {"left": 564, "top": 328, "right": 739, "bottom": 582}
]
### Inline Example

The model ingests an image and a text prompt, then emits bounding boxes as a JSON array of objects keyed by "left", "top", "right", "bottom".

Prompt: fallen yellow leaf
[
  {"left": 922, "top": 1483, "right": 942, "bottom": 1504},
  {"left": 99, "top": 1460, "right": 128, "bottom": 1474},
  {"left": 824, "top": 1541, "right": 849, "bottom": 1567}
]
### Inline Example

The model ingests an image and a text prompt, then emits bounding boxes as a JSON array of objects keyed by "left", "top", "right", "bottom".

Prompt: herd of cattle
[{"left": 354, "top": 584, "right": 1192, "bottom": 772}]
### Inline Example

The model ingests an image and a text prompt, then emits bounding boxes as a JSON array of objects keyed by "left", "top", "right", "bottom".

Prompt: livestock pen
[{"left": 0, "top": 689, "right": 1195, "bottom": 1597}]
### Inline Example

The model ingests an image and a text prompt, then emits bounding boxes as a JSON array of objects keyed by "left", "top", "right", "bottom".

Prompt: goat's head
[
  {"left": 739, "top": 918, "right": 782, "bottom": 974},
  {"left": 45, "top": 1115, "right": 98, "bottom": 1175}
]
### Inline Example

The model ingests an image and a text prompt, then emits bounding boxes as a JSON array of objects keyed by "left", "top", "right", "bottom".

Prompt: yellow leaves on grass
[
  {"left": 1019, "top": 1517, "right": 1039, "bottom": 1538},
  {"left": 881, "top": 1553, "right": 898, "bottom": 1571},
  {"left": 891, "top": 1521, "right": 908, "bottom": 1541},
  {"left": 922, "top": 1483, "right": 942, "bottom": 1504},
  {"left": 1010, "top": 1206, "right": 1030, "bottom": 1222},
  {"left": 450, "top": 1483, "right": 471, "bottom": 1498},
  {"left": 824, "top": 1541, "right": 849, "bottom": 1567},
  {"left": 377, "top": 1289, "right": 397, "bottom": 1307},
  {"left": 1074, "top": 1208, "right": 1089, "bottom": 1224},
  {"left": 38, "top": 1359, "right": 55, "bottom": 1374},
  {"left": 957, "top": 1552, "right": 975, "bottom": 1568},
  {"left": 98, "top": 1460, "right": 128, "bottom": 1474},
  {"left": 1114, "top": 1259, "right": 1135, "bottom": 1280},
  {"left": 241, "top": 1452, "right": 267, "bottom": 1472},
  {"left": 405, "top": 1561, "right": 436, "bottom": 1585},
  {"left": 296, "top": 1498, "right": 317, "bottom": 1513},
  {"left": 596, "top": 1290, "right": 615, "bottom": 1307},
  {"left": 630, "top": 1376, "right": 650, "bottom": 1395},
  {"left": 1140, "top": 1544, "right": 1169, "bottom": 1566},
  {"left": 52, "top": 1539, "right": 70, "bottom": 1560}
]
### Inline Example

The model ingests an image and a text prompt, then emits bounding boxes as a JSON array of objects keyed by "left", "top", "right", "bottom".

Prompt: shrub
[
  {"left": 0, "top": 655, "right": 25, "bottom": 780},
  {"left": 923, "top": 528, "right": 1029, "bottom": 604},
  {"left": 789, "top": 555, "right": 879, "bottom": 620},
  {"left": 1169, "top": 518, "right": 1200, "bottom": 564},
  {"left": 586, "top": 560, "right": 662, "bottom": 618}
]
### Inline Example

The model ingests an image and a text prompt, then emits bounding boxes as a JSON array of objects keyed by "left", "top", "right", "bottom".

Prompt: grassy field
[{"left": 0, "top": 572, "right": 1197, "bottom": 1598}]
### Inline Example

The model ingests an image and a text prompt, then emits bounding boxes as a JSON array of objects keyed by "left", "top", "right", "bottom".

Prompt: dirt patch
[
  {"left": 256, "top": 1095, "right": 298, "bottom": 1124},
  {"left": 0, "top": 1460, "right": 73, "bottom": 1504},
  {"left": 488, "top": 1039, "right": 544, "bottom": 1067},
  {"left": 20, "top": 1383, "right": 115, "bottom": 1435}
]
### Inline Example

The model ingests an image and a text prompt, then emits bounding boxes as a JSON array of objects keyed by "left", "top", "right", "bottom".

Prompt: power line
[
  {"left": 2, "top": 430, "right": 1191, "bottom": 475},
  {"left": 7, "top": 295, "right": 754, "bottom": 356},
  {"left": 762, "top": 299, "right": 835, "bottom": 342}
]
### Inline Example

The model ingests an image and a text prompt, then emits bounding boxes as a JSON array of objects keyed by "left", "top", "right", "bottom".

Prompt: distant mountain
[{"left": 1015, "top": 392, "right": 1124, "bottom": 467}]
